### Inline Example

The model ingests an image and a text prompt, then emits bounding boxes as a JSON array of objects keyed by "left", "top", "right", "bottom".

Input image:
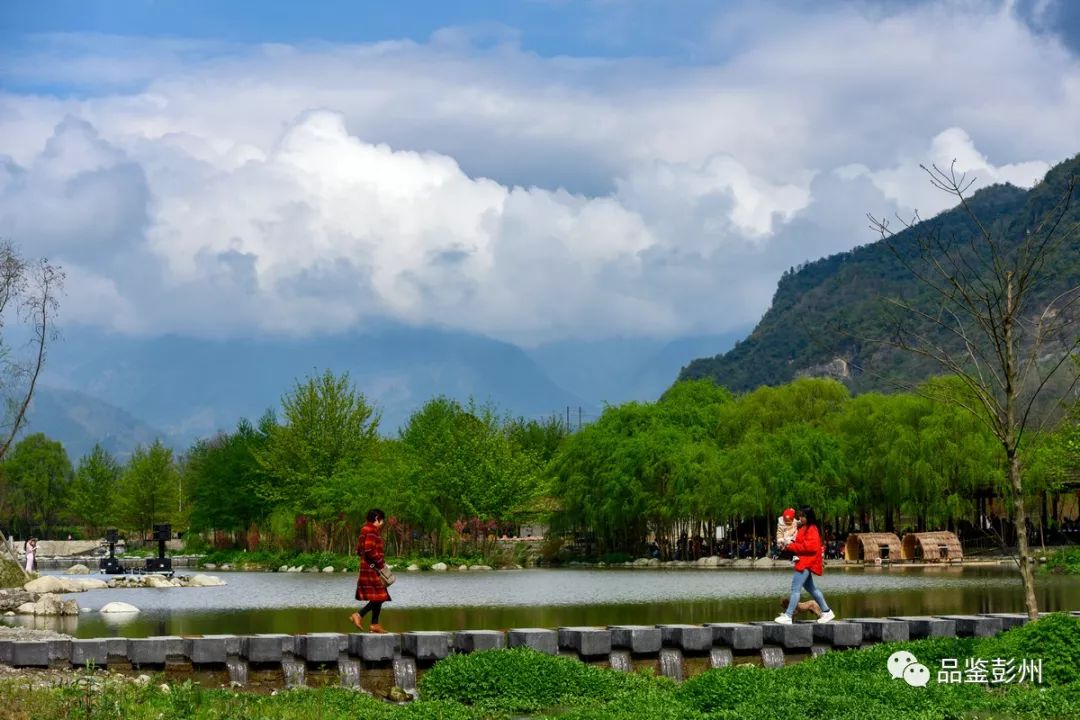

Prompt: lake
[{"left": 5, "top": 565, "right": 1079, "bottom": 638}]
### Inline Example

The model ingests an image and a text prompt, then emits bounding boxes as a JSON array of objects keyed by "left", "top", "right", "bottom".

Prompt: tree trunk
[{"left": 1009, "top": 452, "right": 1039, "bottom": 619}]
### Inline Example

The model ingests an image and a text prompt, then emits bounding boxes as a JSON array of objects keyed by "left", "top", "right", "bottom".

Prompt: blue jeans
[{"left": 785, "top": 568, "right": 830, "bottom": 616}]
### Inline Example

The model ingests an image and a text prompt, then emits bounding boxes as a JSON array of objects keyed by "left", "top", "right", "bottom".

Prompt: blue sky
[{"left": 1, "top": 1, "right": 1078, "bottom": 344}]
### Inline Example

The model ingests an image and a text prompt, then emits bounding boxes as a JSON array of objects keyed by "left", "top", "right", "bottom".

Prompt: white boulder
[
  {"left": 431, "top": 562, "right": 448, "bottom": 571},
  {"left": 100, "top": 601, "right": 140, "bottom": 614},
  {"left": 144, "top": 575, "right": 179, "bottom": 588},
  {"left": 24, "top": 576, "right": 72, "bottom": 594},
  {"left": 278, "top": 565, "right": 289, "bottom": 573},
  {"left": 406, "top": 564, "right": 421, "bottom": 572},
  {"left": 322, "top": 566, "right": 335, "bottom": 573},
  {"left": 67, "top": 564, "right": 91, "bottom": 575},
  {"left": 468, "top": 565, "right": 494, "bottom": 571},
  {"left": 186, "top": 574, "right": 226, "bottom": 587}
]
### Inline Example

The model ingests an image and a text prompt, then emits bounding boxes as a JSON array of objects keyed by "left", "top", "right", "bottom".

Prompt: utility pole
[{"left": 578, "top": 406, "right": 582, "bottom": 431}]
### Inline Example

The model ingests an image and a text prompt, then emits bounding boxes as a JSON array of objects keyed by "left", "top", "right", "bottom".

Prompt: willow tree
[{"left": 870, "top": 162, "right": 1080, "bottom": 619}]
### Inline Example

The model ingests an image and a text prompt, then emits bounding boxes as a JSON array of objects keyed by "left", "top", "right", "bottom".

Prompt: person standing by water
[
  {"left": 350, "top": 509, "right": 391, "bottom": 633},
  {"left": 774, "top": 507, "right": 835, "bottom": 624},
  {"left": 23, "top": 537, "right": 37, "bottom": 573}
]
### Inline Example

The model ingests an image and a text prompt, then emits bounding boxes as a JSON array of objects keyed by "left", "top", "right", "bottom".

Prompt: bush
[
  {"left": 974, "top": 613, "right": 1080, "bottom": 685},
  {"left": 1042, "top": 547, "right": 1080, "bottom": 575}
]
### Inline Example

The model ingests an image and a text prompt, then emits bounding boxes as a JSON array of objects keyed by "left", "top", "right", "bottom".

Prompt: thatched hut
[
  {"left": 901, "top": 531, "right": 963, "bottom": 562},
  {"left": 844, "top": 533, "right": 902, "bottom": 562}
]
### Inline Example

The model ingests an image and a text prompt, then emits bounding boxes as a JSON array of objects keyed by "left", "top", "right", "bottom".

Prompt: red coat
[
  {"left": 355, "top": 523, "right": 391, "bottom": 602},
  {"left": 786, "top": 523, "right": 824, "bottom": 576}
]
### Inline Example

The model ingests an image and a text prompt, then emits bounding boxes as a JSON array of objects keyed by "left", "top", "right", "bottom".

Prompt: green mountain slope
[{"left": 681, "top": 153, "right": 1080, "bottom": 393}]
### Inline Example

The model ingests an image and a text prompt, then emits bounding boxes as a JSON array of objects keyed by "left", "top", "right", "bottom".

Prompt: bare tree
[
  {"left": 868, "top": 163, "right": 1080, "bottom": 620},
  {"left": 0, "top": 240, "right": 64, "bottom": 462}
]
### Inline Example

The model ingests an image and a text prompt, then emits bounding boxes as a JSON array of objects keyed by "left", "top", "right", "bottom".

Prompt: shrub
[{"left": 974, "top": 612, "right": 1080, "bottom": 685}]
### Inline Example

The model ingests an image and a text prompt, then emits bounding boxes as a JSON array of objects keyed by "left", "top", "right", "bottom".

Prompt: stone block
[
  {"left": 402, "top": 631, "right": 452, "bottom": 662},
  {"left": 11, "top": 641, "right": 50, "bottom": 667},
  {"left": 608, "top": 625, "right": 662, "bottom": 655},
  {"left": 749, "top": 621, "right": 813, "bottom": 649},
  {"left": 106, "top": 638, "right": 127, "bottom": 661},
  {"left": 70, "top": 639, "right": 109, "bottom": 667},
  {"left": 887, "top": 616, "right": 956, "bottom": 639},
  {"left": 705, "top": 623, "right": 763, "bottom": 651},
  {"left": 453, "top": 630, "right": 505, "bottom": 653},
  {"left": 47, "top": 639, "right": 70, "bottom": 663},
  {"left": 127, "top": 637, "right": 178, "bottom": 666},
  {"left": 848, "top": 618, "right": 909, "bottom": 643},
  {"left": 508, "top": 628, "right": 558, "bottom": 655},
  {"left": 978, "top": 613, "right": 1028, "bottom": 631},
  {"left": 348, "top": 633, "right": 399, "bottom": 662},
  {"left": 186, "top": 635, "right": 239, "bottom": 665},
  {"left": 811, "top": 622, "right": 863, "bottom": 648},
  {"left": 935, "top": 615, "right": 1003, "bottom": 637},
  {"left": 558, "top": 627, "right": 612, "bottom": 657},
  {"left": 242, "top": 634, "right": 292, "bottom": 663},
  {"left": 658, "top": 624, "right": 713, "bottom": 653},
  {"left": 297, "top": 633, "right": 347, "bottom": 664},
  {"left": 0, "top": 640, "right": 12, "bottom": 664}
]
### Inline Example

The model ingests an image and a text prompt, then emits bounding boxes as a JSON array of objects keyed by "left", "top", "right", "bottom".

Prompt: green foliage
[
  {"left": 186, "top": 418, "right": 272, "bottom": 536},
  {"left": 67, "top": 444, "right": 121, "bottom": 536},
  {"left": 1042, "top": 547, "right": 1080, "bottom": 575},
  {"left": 1, "top": 432, "right": 73, "bottom": 536},
  {"left": 419, "top": 647, "right": 661, "bottom": 712},
  {"left": 118, "top": 439, "right": 179, "bottom": 539},
  {"left": 974, "top": 613, "right": 1080, "bottom": 686}
]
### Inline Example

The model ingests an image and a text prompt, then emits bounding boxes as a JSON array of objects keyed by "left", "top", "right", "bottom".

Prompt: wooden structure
[
  {"left": 844, "top": 532, "right": 902, "bottom": 562},
  {"left": 901, "top": 531, "right": 963, "bottom": 562}
]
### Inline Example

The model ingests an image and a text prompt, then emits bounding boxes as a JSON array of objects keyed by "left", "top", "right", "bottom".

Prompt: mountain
[
  {"left": 23, "top": 386, "right": 166, "bottom": 461},
  {"left": 681, "top": 153, "right": 1080, "bottom": 393},
  {"left": 36, "top": 324, "right": 590, "bottom": 450}
]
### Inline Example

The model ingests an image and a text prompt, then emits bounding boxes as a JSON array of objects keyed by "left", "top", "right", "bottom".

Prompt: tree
[
  {"left": 186, "top": 419, "right": 272, "bottom": 540},
  {"left": 68, "top": 444, "right": 122, "bottom": 536},
  {"left": 254, "top": 370, "right": 381, "bottom": 550},
  {"left": 2, "top": 433, "right": 72, "bottom": 537},
  {"left": 119, "top": 440, "right": 178, "bottom": 540},
  {"left": 0, "top": 241, "right": 64, "bottom": 462},
  {"left": 869, "top": 162, "right": 1080, "bottom": 619}
]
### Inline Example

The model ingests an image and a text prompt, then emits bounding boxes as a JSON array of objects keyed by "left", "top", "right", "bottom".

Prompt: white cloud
[{"left": 0, "top": 0, "right": 1076, "bottom": 344}]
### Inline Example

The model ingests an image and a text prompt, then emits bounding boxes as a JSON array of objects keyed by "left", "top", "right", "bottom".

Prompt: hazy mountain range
[{"left": 25, "top": 325, "right": 743, "bottom": 460}]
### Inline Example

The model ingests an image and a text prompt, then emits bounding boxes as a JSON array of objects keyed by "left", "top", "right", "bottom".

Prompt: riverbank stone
[
  {"left": 71, "top": 639, "right": 109, "bottom": 667},
  {"left": 812, "top": 622, "right": 863, "bottom": 648},
  {"left": 887, "top": 616, "right": 955, "bottom": 639},
  {"left": 749, "top": 621, "right": 813, "bottom": 649},
  {"left": 658, "top": 624, "right": 713, "bottom": 653},
  {"left": 242, "top": 634, "right": 291, "bottom": 663},
  {"left": 453, "top": 630, "right": 505, "bottom": 653},
  {"left": 349, "top": 632, "right": 399, "bottom": 662},
  {"left": 848, "top": 618, "right": 910, "bottom": 642},
  {"left": 508, "top": 628, "right": 557, "bottom": 655},
  {"left": 609, "top": 625, "right": 662, "bottom": 654},
  {"left": 978, "top": 613, "right": 1028, "bottom": 631},
  {"left": 297, "top": 633, "right": 347, "bottom": 664},
  {"left": 558, "top": 627, "right": 612, "bottom": 657},
  {"left": 936, "top": 615, "right": 1003, "bottom": 637},
  {"left": 705, "top": 623, "right": 763, "bottom": 651},
  {"left": 402, "top": 631, "right": 452, "bottom": 662}
]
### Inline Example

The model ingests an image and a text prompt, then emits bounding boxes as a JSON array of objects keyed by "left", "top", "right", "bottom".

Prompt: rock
[
  {"left": 73, "top": 578, "right": 108, "bottom": 590},
  {"left": 388, "top": 686, "right": 410, "bottom": 702},
  {"left": 458, "top": 565, "right": 468, "bottom": 571},
  {"left": 24, "top": 576, "right": 70, "bottom": 594},
  {"left": 100, "top": 602, "right": 140, "bottom": 614},
  {"left": 698, "top": 556, "right": 721, "bottom": 567},
  {"left": 0, "top": 588, "right": 36, "bottom": 612},
  {"left": 278, "top": 565, "right": 289, "bottom": 573},
  {"left": 633, "top": 558, "right": 650, "bottom": 566},
  {"left": 186, "top": 574, "right": 226, "bottom": 587},
  {"left": 468, "top": 565, "right": 493, "bottom": 571},
  {"left": 220, "top": 564, "right": 232, "bottom": 570},
  {"left": 160, "top": 684, "right": 170, "bottom": 693},
  {"left": 67, "top": 564, "right": 90, "bottom": 575},
  {"left": 203, "top": 564, "right": 217, "bottom": 570},
  {"left": 144, "top": 575, "right": 179, "bottom": 588},
  {"left": 15, "top": 602, "right": 34, "bottom": 614},
  {"left": 406, "top": 564, "right": 420, "bottom": 572},
  {"left": 135, "top": 675, "right": 150, "bottom": 684},
  {"left": 431, "top": 562, "right": 448, "bottom": 571},
  {"left": 288, "top": 566, "right": 303, "bottom": 573},
  {"left": 647, "top": 559, "right": 661, "bottom": 567},
  {"left": 303, "top": 566, "right": 319, "bottom": 573},
  {"left": 3, "top": 611, "right": 13, "bottom": 616},
  {"left": 16, "top": 593, "right": 79, "bottom": 616},
  {"left": 322, "top": 566, "right": 335, "bottom": 573}
]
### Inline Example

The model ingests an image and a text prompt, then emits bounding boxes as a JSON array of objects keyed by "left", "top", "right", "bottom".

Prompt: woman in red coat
[
  {"left": 350, "top": 508, "right": 391, "bottom": 633},
  {"left": 775, "top": 506, "right": 835, "bottom": 625}
]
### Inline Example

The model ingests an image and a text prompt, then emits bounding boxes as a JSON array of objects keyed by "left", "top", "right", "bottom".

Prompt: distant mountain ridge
[
  {"left": 681, "top": 153, "right": 1080, "bottom": 393},
  {"left": 27, "top": 323, "right": 740, "bottom": 458}
]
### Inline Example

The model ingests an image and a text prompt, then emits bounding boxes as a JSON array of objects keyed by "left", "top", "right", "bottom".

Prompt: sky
[{"left": 1, "top": 0, "right": 1079, "bottom": 346}]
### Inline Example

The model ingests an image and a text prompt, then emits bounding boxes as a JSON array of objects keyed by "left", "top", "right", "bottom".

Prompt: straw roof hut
[
  {"left": 901, "top": 531, "right": 963, "bottom": 562},
  {"left": 844, "top": 532, "right": 902, "bottom": 562}
]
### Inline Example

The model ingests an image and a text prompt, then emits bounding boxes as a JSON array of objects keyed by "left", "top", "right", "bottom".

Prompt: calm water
[{"left": 5, "top": 565, "right": 1079, "bottom": 638}]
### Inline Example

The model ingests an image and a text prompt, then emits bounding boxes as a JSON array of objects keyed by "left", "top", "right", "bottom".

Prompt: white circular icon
[
  {"left": 903, "top": 662, "right": 931, "bottom": 687},
  {"left": 887, "top": 650, "right": 918, "bottom": 679}
]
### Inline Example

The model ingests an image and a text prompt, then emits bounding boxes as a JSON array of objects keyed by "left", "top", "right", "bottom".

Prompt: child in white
[{"left": 776, "top": 508, "right": 797, "bottom": 560}]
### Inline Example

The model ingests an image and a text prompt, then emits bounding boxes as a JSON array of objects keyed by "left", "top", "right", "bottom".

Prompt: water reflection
[{"left": 3, "top": 566, "right": 1077, "bottom": 638}]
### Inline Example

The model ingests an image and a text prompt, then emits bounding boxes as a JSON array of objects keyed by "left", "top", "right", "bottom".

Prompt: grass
[{"left": 3, "top": 614, "right": 1079, "bottom": 719}]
